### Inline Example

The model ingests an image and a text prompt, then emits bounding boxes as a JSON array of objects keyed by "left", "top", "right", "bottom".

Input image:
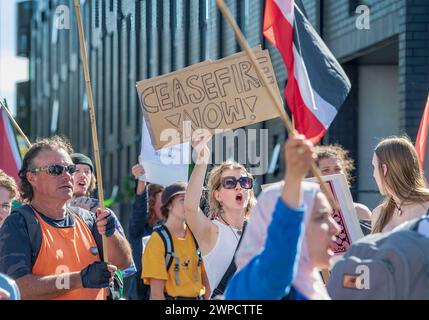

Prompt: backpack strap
[
  {"left": 211, "top": 221, "right": 248, "bottom": 298},
  {"left": 154, "top": 225, "right": 181, "bottom": 286},
  {"left": 187, "top": 224, "right": 203, "bottom": 267},
  {"left": 153, "top": 225, "right": 205, "bottom": 288},
  {"left": 172, "top": 254, "right": 180, "bottom": 286},
  {"left": 68, "top": 206, "right": 104, "bottom": 258},
  {"left": 154, "top": 225, "right": 174, "bottom": 271},
  {"left": 68, "top": 206, "right": 95, "bottom": 227},
  {"left": 186, "top": 225, "right": 203, "bottom": 282},
  {"left": 68, "top": 206, "right": 101, "bottom": 238},
  {"left": 12, "top": 205, "right": 42, "bottom": 267}
]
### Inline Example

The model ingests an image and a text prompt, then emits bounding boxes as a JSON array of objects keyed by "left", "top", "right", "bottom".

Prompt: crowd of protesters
[{"left": 1, "top": 132, "right": 429, "bottom": 300}]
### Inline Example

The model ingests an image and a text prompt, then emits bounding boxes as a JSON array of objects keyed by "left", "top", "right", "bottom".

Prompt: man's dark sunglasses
[
  {"left": 221, "top": 176, "right": 253, "bottom": 190},
  {"left": 31, "top": 164, "right": 76, "bottom": 176}
]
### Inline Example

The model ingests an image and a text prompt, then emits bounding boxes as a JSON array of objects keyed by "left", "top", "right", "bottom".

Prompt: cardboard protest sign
[
  {"left": 140, "top": 115, "right": 191, "bottom": 186},
  {"left": 136, "top": 47, "right": 282, "bottom": 150},
  {"left": 305, "top": 173, "right": 364, "bottom": 255}
]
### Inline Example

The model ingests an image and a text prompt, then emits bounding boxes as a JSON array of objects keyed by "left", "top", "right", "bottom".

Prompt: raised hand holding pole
[{"left": 74, "top": 0, "right": 109, "bottom": 262}]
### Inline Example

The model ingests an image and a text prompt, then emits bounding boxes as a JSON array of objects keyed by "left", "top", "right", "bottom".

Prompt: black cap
[
  {"left": 161, "top": 181, "right": 187, "bottom": 207},
  {"left": 71, "top": 153, "right": 94, "bottom": 172}
]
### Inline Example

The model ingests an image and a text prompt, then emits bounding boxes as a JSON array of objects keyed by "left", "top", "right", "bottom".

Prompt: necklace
[
  {"left": 394, "top": 200, "right": 404, "bottom": 217},
  {"left": 219, "top": 215, "right": 242, "bottom": 241}
]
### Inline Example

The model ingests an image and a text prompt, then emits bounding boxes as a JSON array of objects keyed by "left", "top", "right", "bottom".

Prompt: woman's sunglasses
[
  {"left": 221, "top": 176, "right": 253, "bottom": 190},
  {"left": 30, "top": 164, "right": 77, "bottom": 176}
]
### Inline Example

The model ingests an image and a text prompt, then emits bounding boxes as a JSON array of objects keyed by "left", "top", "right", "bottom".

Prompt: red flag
[
  {"left": 415, "top": 95, "right": 429, "bottom": 171},
  {"left": 0, "top": 107, "right": 22, "bottom": 183},
  {"left": 263, "top": 0, "right": 351, "bottom": 144}
]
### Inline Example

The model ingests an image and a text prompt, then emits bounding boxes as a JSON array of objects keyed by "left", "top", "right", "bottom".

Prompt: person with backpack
[
  {"left": 0, "top": 169, "right": 17, "bottom": 227},
  {"left": 327, "top": 215, "right": 429, "bottom": 299},
  {"left": 142, "top": 181, "right": 210, "bottom": 300},
  {"left": 371, "top": 136, "right": 429, "bottom": 233},
  {"left": 125, "top": 162, "right": 165, "bottom": 300},
  {"left": 226, "top": 135, "right": 341, "bottom": 300},
  {"left": 0, "top": 136, "right": 132, "bottom": 300},
  {"left": 184, "top": 135, "right": 256, "bottom": 298}
]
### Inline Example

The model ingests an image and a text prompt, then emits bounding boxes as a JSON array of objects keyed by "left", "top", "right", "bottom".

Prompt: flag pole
[
  {"left": 415, "top": 95, "right": 429, "bottom": 169},
  {"left": 0, "top": 99, "right": 32, "bottom": 147},
  {"left": 215, "top": 0, "right": 339, "bottom": 210},
  {"left": 74, "top": 0, "right": 109, "bottom": 262}
]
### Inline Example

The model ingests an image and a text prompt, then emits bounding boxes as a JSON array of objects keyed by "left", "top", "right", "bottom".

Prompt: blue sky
[{"left": 0, "top": 0, "right": 29, "bottom": 114}]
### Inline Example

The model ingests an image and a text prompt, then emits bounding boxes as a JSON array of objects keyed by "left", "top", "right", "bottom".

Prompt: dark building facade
[{"left": 17, "top": 0, "right": 429, "bottom": 220}]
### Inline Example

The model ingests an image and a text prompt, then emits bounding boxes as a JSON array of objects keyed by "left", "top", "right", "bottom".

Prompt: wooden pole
[
  {"left": 74, "top": 0, "right": 108, "bottom": 262},
  {"left": 0, "top": 99, "right": 32, "bottom": 147},
  {"left": 321, "top": 269, "right": 331, "bottom": 285},
  {"left": 215, "top": 0, "right": 339, "bottom": 210}
]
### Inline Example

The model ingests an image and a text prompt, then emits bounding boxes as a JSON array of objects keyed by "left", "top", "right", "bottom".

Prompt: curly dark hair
[
  {"left": 18, "top": 135, "right": 73, "bottom": 201},
  {"left": 314, "top": 144, "right": 355, "bottom": 185}
]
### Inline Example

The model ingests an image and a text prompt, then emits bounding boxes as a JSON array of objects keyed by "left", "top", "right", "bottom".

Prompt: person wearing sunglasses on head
[
  {"left": 0, "top": 136, "right": 132, "bottom": 300},
  {"left": 184, "top": 134, "right": 257, "bottom": 298}
]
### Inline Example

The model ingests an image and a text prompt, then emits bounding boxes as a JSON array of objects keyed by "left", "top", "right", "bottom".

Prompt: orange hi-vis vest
[{"left": 31, "top": 207, "right": 106, "bottom": 300}]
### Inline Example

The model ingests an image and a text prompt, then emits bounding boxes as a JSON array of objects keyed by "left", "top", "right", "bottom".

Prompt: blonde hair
[
  {"left": 0, "top": 169, "right": 17, "bottom": 199},
  {"left": 372, "top": 136, "right": 429, "bottom": 233},
  {"left": 207, "top": 161, "right": 256, "bottom": 219}
]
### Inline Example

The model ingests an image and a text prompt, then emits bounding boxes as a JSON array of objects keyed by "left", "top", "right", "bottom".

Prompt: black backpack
[{"left": 152, "top": 224, "right": 203, "bottom": 286}]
